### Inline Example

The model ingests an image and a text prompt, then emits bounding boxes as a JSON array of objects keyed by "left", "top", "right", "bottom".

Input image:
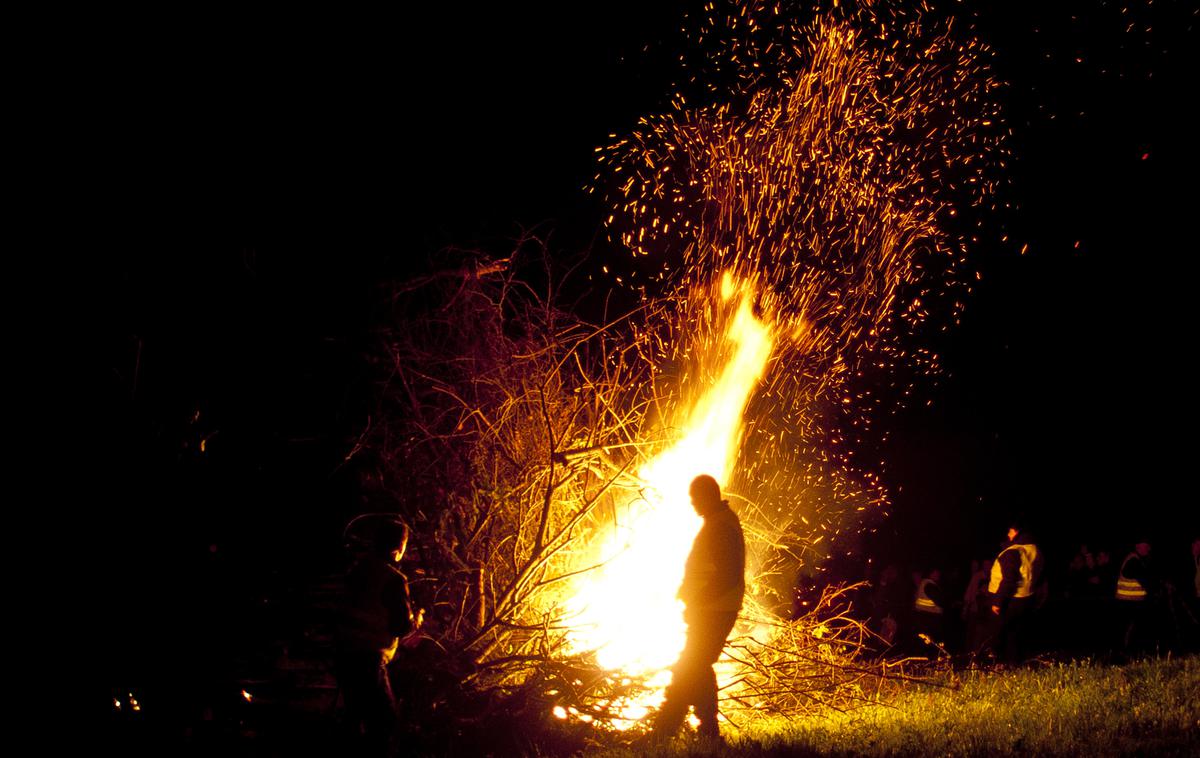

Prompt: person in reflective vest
[
  {"left": 1114, "top": 539, "right": 1157, "bottom": 656},
  {"left": 911, "top": 568, "right": 945, "bottom": 651},
  {"left": 1115, "top": 546, "right": 1149, "bottom": 601},
  {"left": 652, "top": 475, "right": 745, "bottom": 744},
  {"left": 983, "top": 523, "right": 1043, "bottom": 664}
]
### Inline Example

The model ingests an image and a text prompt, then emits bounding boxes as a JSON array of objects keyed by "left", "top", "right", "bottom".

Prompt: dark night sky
[{"left": 88, "top": 1, "right": 1198, "bottom": 687}]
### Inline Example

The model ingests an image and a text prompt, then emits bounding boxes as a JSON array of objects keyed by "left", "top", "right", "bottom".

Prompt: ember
[
  {"left": 558, "top": 0, "right": 1005, "bottom": 722},
  {"left": 369, "top": 0, "right": 1005, "bottom": 734}
]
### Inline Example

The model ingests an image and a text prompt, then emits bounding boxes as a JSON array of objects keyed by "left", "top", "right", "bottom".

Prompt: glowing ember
[
  {"left": 593, "top": 2, "right": 1006, "bottom": 572},
  {"left": 559, "top": 0, "right": 1004, "bottom": 725}
]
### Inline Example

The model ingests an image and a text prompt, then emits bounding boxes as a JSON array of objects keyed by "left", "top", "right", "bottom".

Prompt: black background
[{"left": 82, "top": 0, "right": 1198, "bottom": 704}]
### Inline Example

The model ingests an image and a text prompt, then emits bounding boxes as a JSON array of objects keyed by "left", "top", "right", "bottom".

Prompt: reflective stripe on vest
[
  {"left": 914, "top": 578, "right": 942, "bottom": 614},
  {"left": 987, "top": 543, "right": 1038, "bottom": 599},
  {"left": 1115, "top": 553, "right": 1147, "bottom": 601}
]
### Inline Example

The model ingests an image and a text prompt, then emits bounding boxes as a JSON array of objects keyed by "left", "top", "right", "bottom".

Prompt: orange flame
[{"left": 565, "top": 272, "right": 774, "bottom": 720}]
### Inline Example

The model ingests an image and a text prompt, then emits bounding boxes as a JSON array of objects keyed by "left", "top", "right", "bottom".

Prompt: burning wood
[{"left": 364, "top": 0, "right": 1004, "bottom": 743}]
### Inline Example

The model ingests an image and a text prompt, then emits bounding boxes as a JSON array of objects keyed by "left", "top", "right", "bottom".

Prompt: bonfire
[{"left": 362, "top": 0, "right": 1005, "bottom": 745}]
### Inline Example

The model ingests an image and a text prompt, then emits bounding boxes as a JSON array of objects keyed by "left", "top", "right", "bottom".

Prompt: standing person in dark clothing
[
  {"left": 1065, "top": 545, "right": 1100, "bottom": 654},
  {"left": 963, "top": 558, "right": 992, "bottom": 654},
  {"left": 336, "top": 519, "right": 422, "bottom": 757},
  {"left": 1185, "top": 537, "right": 1200, "bottom": 650},
  {"left": 652, "top": 475, "right": 745, "bottom": 744},
  {"left": 870, "top": 563, "right": 907, "bottom": 649},
  {"left": 982, "top": 523, "right": 1043, "bottom": 665},
  {"left": 1066, "top": 545, "right": 1095, "bottom": 600},
  {"left": 1095, "top": 549, "right": 1117, "bottom": 603}
]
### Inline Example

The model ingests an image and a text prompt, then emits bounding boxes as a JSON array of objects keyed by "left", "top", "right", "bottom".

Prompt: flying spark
[{"left": 566, "top": 0, "right": 1006, "bottom": 721}]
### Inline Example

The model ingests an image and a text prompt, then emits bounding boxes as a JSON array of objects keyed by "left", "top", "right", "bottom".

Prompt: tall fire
[
  {"left": 552, "top": 0, "right": 1007, "bottom": 727},
  {"left": 563, "top": 272, "right": 774, "bottom": 718},
  {"left": 372, "top": 0, "right": 1006, "bottom": 739}
]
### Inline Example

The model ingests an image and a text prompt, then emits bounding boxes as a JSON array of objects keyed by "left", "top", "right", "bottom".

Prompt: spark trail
[
  {"left": 563, "top": 0, "right": 1007, "bottom": 722},
  {"left": 596, "top": 0, "right": 1007, "bottom": 576}
]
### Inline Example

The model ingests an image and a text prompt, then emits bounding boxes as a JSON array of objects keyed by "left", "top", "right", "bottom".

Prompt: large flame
[
  {"left": 564, "top": 272, "right": 774, "bottom": 715},
  {"left": 551, "top": 0, "right": 1005, "bottom": 727}
]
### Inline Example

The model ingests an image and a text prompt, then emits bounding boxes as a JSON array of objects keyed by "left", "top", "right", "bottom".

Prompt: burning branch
[
  {"left": 363, "top": 247, "right": 940, "bottom": 746},
  {"left": 366, "top": 244, "right": 663, "bottom": 724},
  {"left": 360, "top": 0, "right": 1005, "bottom": 747}
]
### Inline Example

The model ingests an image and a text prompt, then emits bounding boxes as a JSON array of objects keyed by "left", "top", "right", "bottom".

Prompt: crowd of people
[{"left": 846, "top": 526, "right": 1200, "bottom": 665}]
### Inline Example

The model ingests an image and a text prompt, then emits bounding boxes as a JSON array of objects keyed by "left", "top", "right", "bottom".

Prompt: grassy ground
[{"left": 595, "top": 655, "right": 1200, "bottom": 757}]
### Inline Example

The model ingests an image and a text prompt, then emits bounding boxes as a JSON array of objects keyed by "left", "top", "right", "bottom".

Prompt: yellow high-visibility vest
[
  {"left": 987, "top": 543, "right": 1038, "bottom": 599},
  {"left": 1115, "top": 553, "right": 1147, "bottom": 601},
  {"left": 914, "top": 578, "right": 943, "bottom": 614}
]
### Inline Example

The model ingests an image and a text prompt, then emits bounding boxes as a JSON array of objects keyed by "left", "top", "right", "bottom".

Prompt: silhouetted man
[{"left": 652, "top": 475, "right": 745, "bottom": 742}]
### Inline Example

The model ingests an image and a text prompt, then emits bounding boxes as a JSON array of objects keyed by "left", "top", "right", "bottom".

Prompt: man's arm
[{"left": 696, "top": 518, "right": 744, "bottom": 601}]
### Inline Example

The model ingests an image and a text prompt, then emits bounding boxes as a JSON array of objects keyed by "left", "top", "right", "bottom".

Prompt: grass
[{"left": 592, "top": 655, "right": 1200, "bottom": 757}]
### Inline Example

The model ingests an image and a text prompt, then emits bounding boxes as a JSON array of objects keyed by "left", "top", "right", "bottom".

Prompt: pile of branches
[
  {"left": 359, "top": 244, "right": 936, "bottom": 749},
  {"left": 723, "top": 584, "right": 931, "bottom": 728},
  {"left": 362, "top": 243, "right": 659, "bottom": 741}
]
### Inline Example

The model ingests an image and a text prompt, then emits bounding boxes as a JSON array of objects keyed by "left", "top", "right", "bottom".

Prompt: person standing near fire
[
  {"left": 1114, "top": 537, "right": 1160, "bottom": 657},
  {"left": 984, "top": 521, "right": 1043, "bottom": 665},
  {"left": 336, "top": 518, "right": 423, "bottom": 756},
  {"left": 651, "top": 475, "right": 746, "bottom": 743},
  {"left": 911, "top": 567, "right": 946, "bottom": 651}
]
